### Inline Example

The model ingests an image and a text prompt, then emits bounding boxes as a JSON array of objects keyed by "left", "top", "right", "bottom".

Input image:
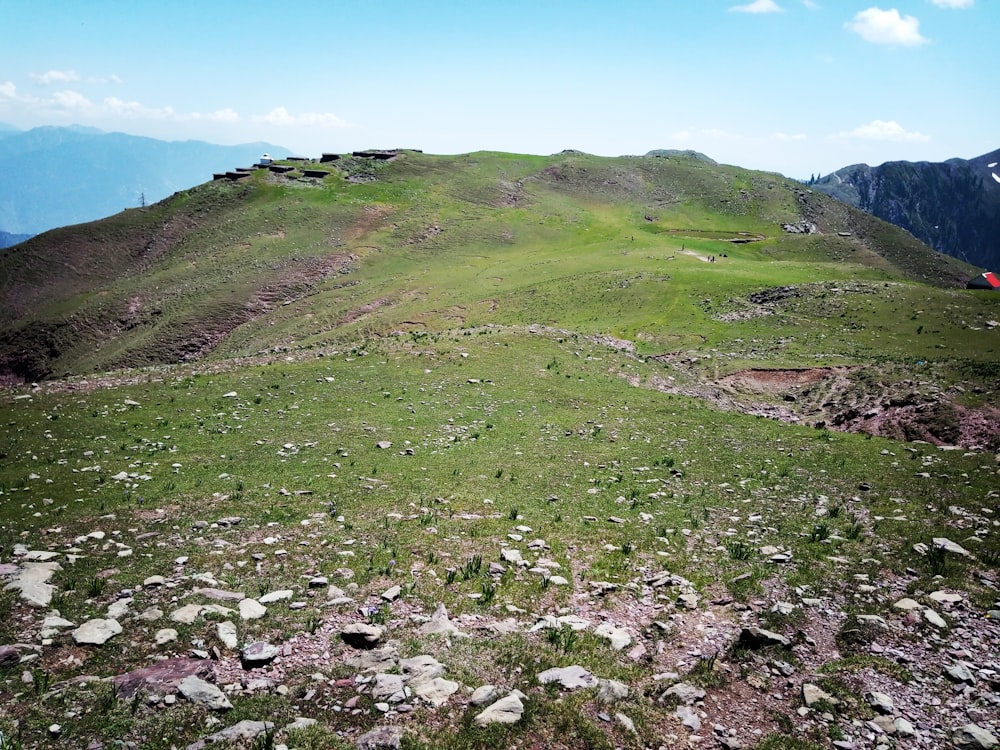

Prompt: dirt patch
[{"left": 718, "top": 366, "right": 854, "bottom": 394}]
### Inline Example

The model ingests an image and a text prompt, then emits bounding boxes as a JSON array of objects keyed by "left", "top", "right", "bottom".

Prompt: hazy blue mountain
[
  {"left": 0, "top": 230, "right": 32, "bottom": 248},
  {"left": 812, "top": 149, "right": 1000, "bottom": 271},
  {"left": 0, "top": 125, "right": 287, "bottom": 234}
]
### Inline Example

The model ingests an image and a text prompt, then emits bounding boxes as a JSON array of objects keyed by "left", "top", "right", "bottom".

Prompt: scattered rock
[
  {"left": 114, "top": 658, "right": 211, "bottom": 698},
  {"left": 154, "top": 628, "right": 178, "bottom": 645},
  {"left": 952, "top": 724, "right": 998, "bottom": 750},
  {"left": 177, "top": 675, "right": 233, "bottom": 710},
  {"left": 357, "top": 725, "right": 404, "bottom": 749},
  {"left": 663, "top": 682, "right": 705, "bottom": 704},
  {"left": 474, "top": 693, "right": 525, "bottom": 726},
  {"left": 240, "top": 642, "right": 279, "bottom": 669},
  {"left": 72, "top": 618, "right": 122, "bottom": 646},
  {"left": 802, "top": 682, "right": 839, "bottom": 708},
  {"left": 469, "top": 684, "right": 502, "bottom": 706},
  {"left": 864, "top": 690, "right": 894, "bottom": 714},
  {"left": 738, "top": 626, "right": 790, "bottom": 649},
  {"left": 342, "top": 623, "right": 384, "bottom": 649},
  {"left": 216, "top": 621, "right": 238, "bottom": 650},
  {"left": 933, "top": 537, "right": 973, "bottom": 558},
  {"left": 238, "top": 598, "right": 267, "bottom": 621},
  {"left": 676, "top": 705, "right": 702, "bottom": 731},
  {"left": 537, "top": 665, "right": 598, "bottom": 690},
  {"left": 597, "top": 678, "right": 629, "bottom": 704}
]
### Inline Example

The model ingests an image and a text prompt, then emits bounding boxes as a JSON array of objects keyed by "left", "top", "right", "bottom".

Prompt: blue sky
[{"left": 1, "top": 0, "right": 995, "bottom": 178}]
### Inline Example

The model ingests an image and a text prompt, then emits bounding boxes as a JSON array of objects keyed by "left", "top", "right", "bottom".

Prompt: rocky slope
[{"left": 813, "top": 149, "right": 1000, "bottom": 271}]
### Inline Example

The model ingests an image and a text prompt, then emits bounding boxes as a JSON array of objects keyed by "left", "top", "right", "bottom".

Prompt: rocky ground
[{"left": 2, "top": 508, "right": 998, "bottom": 750}]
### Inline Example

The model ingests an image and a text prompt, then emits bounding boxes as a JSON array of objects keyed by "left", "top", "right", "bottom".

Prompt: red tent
[{"left": 967, "top": 272, "right": 1000, "bottom": 290}]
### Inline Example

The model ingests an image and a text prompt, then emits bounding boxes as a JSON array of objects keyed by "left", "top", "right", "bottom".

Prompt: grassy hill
[{"left": 0, "top": 150, "right": 998, "bottom": 750}]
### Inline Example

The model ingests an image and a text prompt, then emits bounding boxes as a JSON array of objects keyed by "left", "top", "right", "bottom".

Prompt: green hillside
[{"left": 0, "top": 150, "right": 998, "bottom": 750}]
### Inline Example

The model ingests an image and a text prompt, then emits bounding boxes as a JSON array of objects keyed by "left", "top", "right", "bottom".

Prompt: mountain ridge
[
  {"left": 812, "top": 148, "right": 1000, "bottom": 271},
  {"left": 0, "top": 125, "right": 287, "bottom": 234}
]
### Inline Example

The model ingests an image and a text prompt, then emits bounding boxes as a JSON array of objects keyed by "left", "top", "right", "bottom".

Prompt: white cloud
[
  {"left": 253, "top": 106, "right": 348, "bottom": 128},
  {"left": 772, "top": 132, "right": 807, "bottom": 141},
  {"left": 729, "top": 0, "right": 783, "bottom": 12},
  {"left": 0, "top": 82, "right": 16, "bottom": 98},
  {"left": 846, "top": 7, "right": 928, "bottom": 45},
  {"left": 104, "top": 96, "right": 177, "bottom": 120},
  {"left": 802, "top": 1, "right": 820, "bottom": 8},
  {"left": 30, "top": 70, "right": 80, "bottom": 85},
  {"left": 52, "top": 90, "right": 92, "bottom": 110},
  {"left": 831, "top": 119, "right": 930, "bottom": 142},
  {"left": 930, "top": 0, "right": 972, "bottom": 8},
  {"left": 193, "top": 108, "right": 240, "bottom": 123}
]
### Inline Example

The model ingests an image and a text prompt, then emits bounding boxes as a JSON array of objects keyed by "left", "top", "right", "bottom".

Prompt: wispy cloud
[
  {"left": 830, "top": 119, "right": 930, "bottom": 142},
  {"left": 252, "top": 107, "right": 349, "bottom": 128},
  {"left": 30, "top": 70, "right": 80, "bottom": 85},
  {"left": 0, "top": 81, "right": 16, "bottom": 98},
  {"left": 929, "top": 0, "right": 972, "bottom": 8},
  {"left": 772, "top": 132, "right": 807, "bottom": 141},
  {"left": 29, "top": 69, "right": 123, "bottom": 85},
  {"left": 845, "top": 7, "right": 928, "bottom": 46},
  {"left": 729, "top": 0, "right": 783, "bottom": 12}
]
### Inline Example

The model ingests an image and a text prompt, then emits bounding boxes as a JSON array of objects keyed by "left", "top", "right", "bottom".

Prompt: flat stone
[
  {"left": 932, "top": 537, "right": 973, "bottom": 558},
  {"left": 412, "top": 677, "right": 459, "bottom": 707},
  {"left": 259, "top": 589, "right": 293, "bottom": 604},
  {"left": 342, "top": 623, "right": 384, "bottom": 649},
  {"left": 945, "top": 663, "right": 976, "bottom": 684},
  {"left": 345, "top": 644, "right": 398, "bottom": 673},
  {"left": 193, "top": 587, "right": 245, "bottom": 601},
  {"left": 143, "top": 575, "right": 166, "bottom": 587},
  {"left": 663, "top": 681, "right": 705, "bottom": 704},
  {"left": 923, "top": 608, "right": 947, "bottom": 628},
  {"left": 864, "top": 690, "right": 894, "bottom": 714},
  {"left": 381, "top": 585, "right": 402, "bottom": 601},
  {"left": 72, "top": 618, "right": 122, "bottom": 646},
  {"left": 597, "top": 678, "right": 629, "bottom": 704},
  {"left": 400, "top": 654, "right": 445, "bottom": 685},
  {"left": 418, "top": 603, "right": 466, "bottom": 637},
  {"left": 594, "top": 622, "right": 631, "bottom": 650},
  {"left": 952, "top": 724, "right": 998, "bottom": 750},
  {"left": 537, "top": 665, "right": 598, "bottom": 690},
  {"left": 240, "top": 641, "right": 279, "bottom": 668},
  {"left": 106, "top": 598, "right": 132, "bottom": 620},
  {"left": 738, "top": 626, "right": 790, "bottom": 649},
  {"left": 356, "top": 725, "right": 404, "bottom": 749},
  {"left": 178, "top": 675, "right": 232, "bottom": 710},
  {"left": 893, "top": 597, "right": 921, "bottom": 611},
  {"left": 469, "top": 684, "right": 501, "bottom": 706},
  {"left": 676, "top": 705, "right": 702, "bottom": 731},
  {"left": 217, "top": 621, "right": 238, "bottom": 650},
  {"left": 474, "top": 693, "right": 525, "bottom": 726},
  {"left": 3, "top": 562, "right": 61, "bottom": 608},
  {"left": 170, "top": 604, "right": 204, "bottom": 624},
  {"left": 198, "top": 720, "right": 273, "bottom": 745},
  {"left": 371, "top": 673, "right": 408, "bottom": 703},
  {"left": 114, "top": 657, "right": 210, "bottom": 698},
  {"left": 154, "top": 628, "right": 178, "bottom": 645},
  {"left": 929, "top": 590, "right": 962, "bottom": 604},
  {"left": 238, "top": 598, "right": 267, "bottom": 620},
  {"left": 802, "top": 682, "right": 839, "bottom": 708}
]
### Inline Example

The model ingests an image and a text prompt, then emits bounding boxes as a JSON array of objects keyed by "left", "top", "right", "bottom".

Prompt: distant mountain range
[
  {"left": 0, "top": 124, "right": 287, "bottom": 235},
  {"left": 812, "top": 149, "right": 1000, "bottom": 271},
  {"left": 0, "top": 230, "right": 33, "bottom": 249}
]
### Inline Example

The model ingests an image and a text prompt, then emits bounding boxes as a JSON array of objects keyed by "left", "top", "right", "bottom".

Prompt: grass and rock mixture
[{"left": 0, "top": 150, "right": 998, "bottom": 749}]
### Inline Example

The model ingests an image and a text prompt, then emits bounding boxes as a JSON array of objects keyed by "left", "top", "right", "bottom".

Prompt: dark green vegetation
[
  {"left": 813, "top": 147, "right": 1000, "bottom": 271},
  {"left": 0, "top": 150, "right": 998, "bottom": 749}
]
